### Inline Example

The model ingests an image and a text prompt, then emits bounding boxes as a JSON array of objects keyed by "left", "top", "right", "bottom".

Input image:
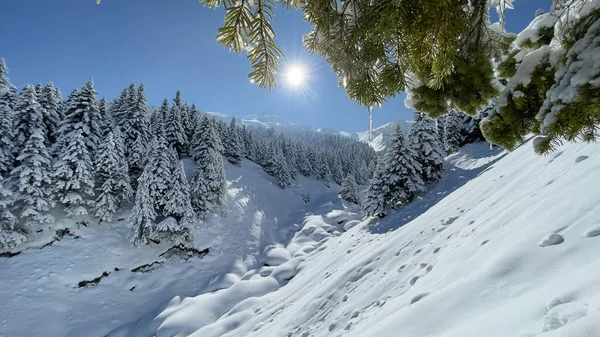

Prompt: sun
[{"left": 285, "top": 64, "right": 306, "bottom": 88}]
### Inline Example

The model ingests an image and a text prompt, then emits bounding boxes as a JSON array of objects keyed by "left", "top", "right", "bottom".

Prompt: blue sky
[{"left": 0, "top": 0, "right": 548, "bottom": 132}]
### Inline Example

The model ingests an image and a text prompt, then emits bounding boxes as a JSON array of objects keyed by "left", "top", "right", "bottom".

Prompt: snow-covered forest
[{"left": 1, "top": 57, "right": 486, "bottom": 250}]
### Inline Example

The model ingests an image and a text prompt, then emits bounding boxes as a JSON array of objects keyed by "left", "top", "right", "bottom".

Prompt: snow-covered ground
[
  {"left": 3, "top": 139, "right": 600, "bottom": 337},
  {"left": 0, "top": 159, "right": 341, "bottom": 337},
  {"left": 122, "top": 139, "right": 600, "bottom": 337}
]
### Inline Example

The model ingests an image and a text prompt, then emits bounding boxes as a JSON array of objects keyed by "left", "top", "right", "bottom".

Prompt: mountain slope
[
  {"left": 0, "top": 159, "right": 339, "bottom": 337},
  {"left": 138, "top": 139, "right": 600, "bottom": 337}
]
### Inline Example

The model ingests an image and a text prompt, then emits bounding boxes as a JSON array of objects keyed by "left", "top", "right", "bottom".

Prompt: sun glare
[{"left": 285, "top": 65, "right": 306, "bottom": 88}]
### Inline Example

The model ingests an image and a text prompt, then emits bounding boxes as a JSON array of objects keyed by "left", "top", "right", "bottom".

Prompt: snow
[
  {"left": 0, "top": 158, "right": 342, "bottom": 337},
  {"left": 129, "top": 139, "right": 600, "bottom": 337},
  {"left": 4, "top": 132, "right": 600, "bottom": 337}
]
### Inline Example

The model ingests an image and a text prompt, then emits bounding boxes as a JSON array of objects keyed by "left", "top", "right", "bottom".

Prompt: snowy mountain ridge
[{"left": 204, "top": 111, "right": 411, "bottom": 151}]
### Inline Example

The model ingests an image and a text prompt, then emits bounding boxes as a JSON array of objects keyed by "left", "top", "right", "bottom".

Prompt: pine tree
[
  {"left": 166, "top": 91, "right": 187, "bottom": 157},
  {"left": 98, "top": 97, "right": 113, "bottom": 138},
  {"left": 151, "top": 98, "right": 168, "bottom": 134},
  {"left": 0, "top": 175, "right": 17, "bottom": 233},
  {"left": 385, "top": 125, "right": 425, "bottom": 206},
  {"left": 123, "top": 83, "right": 151, "bottom": 177},
  {"left": 315, "top": 153, "right": 331, "bottom": 183},
  {"left": 39, "top": 83, "right": 62, "bottom": 145},
  {"left": 357, "top": 160, "right": 369, "bottom": 185},
  {"left": 0, "top": 58, "right": 9, "bottom": 90},
  {"left": 129, "top": 168, "right": 157, "bottom": 246},
  {"left": 53, "top": 130, "right": 95, "bottom": 217},
  {"left": 443, "top": 111, "right": 464, "bottom": 154},
  {"left": 190, "top": 118, "right": 227, "bottom": 214},
  {"left": 191, "top": 117, "right": 223, "bottom": 163},
  {"left": 339, "top": 174, "right": 360, "bottom": 204},
  {"left": 145, "top": 138, "right": 173, "bottom": 211},
  {"left": 93, "top": 131, "right": 132, "bottom": 222},
  {"left": 54, "top": 78, "right": 103, "bottom": 157},
  {"left": 110, "top": 87, "right": 128, "bottom": 128},
  {"left": 186, "top": 104, "right": 202, "bottom": 148},
  {"left": 223, "top": 117, "right": 242, "bottom": 165},
  {"left": 13, "top": 85, "right": 47, "bottom": 159},
  {"left": 296, "top": 146, "right": 312, "bottom": 177},
  {"left": 163, "top": 157, "right": 196, "bottom": 220},
  {"left": 271, "top": 147, "right": 291, "bottom": 189},
  {"left": 191, "top": 148, "right": 227, "bottom": 215},
  {"left": 361, "top": 157, "right": 390, "bottom": 218},
  {"left": 331, "top": 155, "right": 344, "bottom": 185},
  {"left": 408, "top": 112, "right": 445, "bottom": 183},
  {"left": 11, "top": 87, "right": 55, "bottom": 227},
  {"left": 0, "top": 88, "right": 16, "bottom": 176}
]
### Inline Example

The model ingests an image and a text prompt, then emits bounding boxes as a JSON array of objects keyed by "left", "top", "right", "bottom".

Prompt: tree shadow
[{"left": 368, "top": 145, "right": 507, "bottom": 234}]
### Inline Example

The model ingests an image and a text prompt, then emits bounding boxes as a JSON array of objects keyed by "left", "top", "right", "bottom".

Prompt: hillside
[
  {"left": 0, "top": 159, "right": 341, "bottom": 337},
  {"left": 117, "top": 139, "right": 600, "bottom": 337}
]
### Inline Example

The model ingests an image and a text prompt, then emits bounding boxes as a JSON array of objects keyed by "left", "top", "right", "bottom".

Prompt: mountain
[{"left": 206, "top": 111, "right": 411, "bottom": 151}]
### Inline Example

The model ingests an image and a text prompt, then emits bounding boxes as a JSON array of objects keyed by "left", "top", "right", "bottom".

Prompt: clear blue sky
[{"left": 0, "top": 0, "right": 548, "bottom": 132}]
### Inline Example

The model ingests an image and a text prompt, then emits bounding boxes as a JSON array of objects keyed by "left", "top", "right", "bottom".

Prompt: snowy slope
[
  {"left": 133, "top": 139, "right": 600, "bottom": 337},
  {"left": 0, "top": 159, "right": 340, "bottom": 337}
]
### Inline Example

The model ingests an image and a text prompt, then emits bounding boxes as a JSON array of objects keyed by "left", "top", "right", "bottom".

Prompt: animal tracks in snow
[{"left": 539, "top": 233, "right": 564, "bottom": 247}]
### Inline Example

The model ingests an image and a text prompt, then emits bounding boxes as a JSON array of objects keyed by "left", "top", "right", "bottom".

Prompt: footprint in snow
[
  {"left": 575, "top": 155, "right": 589, "bottom": 163},
  {"left": 539, "top": 233, "right": 564, "bottom": 247},
  {"left": 582, "top": 225, "right": 600, "bottom": 238},
  {"left": 410, "top": 293, "right": 429, "bottom": 305},
  {"left": 433, "top": 247, "right": 440, "bottom": 254}
]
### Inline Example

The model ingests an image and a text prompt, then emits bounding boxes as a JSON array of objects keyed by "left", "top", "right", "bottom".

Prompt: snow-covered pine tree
[
  {"left": 39, "top": 83, "right": 62, "bottom": 145},
  {"left": 110, "top": 87, "right": 128, "bottom": 128},
  {"left": 361, "top": 157, "right": 390, "bottom": 217},
  {"left": 315, "top": 152, "right": 332, "bottom": 184},
  {"left": 11, "top": 86, "right": 55, "bottom": 227},
  {"left": 151, "top": 98, "right": 169, "bottom": 135},
  {"left": 53, "top": 129, "right": 95, "bottom": 217},
  {"left": 408, "top": 112, "right": 445, "bottom": 183},
  {"left": 296, "top": 144, "right": 312, "bottom": 177},
  {"left": 223, "top": 117, "right": 242, "bottom": 165},
  {"left": 271, "top": 147, "right": 292, "bottom": 189},
  {"left": 123, "top": 83, "right": 151, "bottom": 178},
  {"left": 0, "top": 87, "right": 16, "bottom": 176},
  {"left": 97, "top": 97, "right": 113, "bottom": 139},
  {"left": 191, "top": 148, "right": 227, "bottom": 215},
  {"left": 443, "top": 111, "right": 464, "bottom": 154},
  {"left": 163, "top": 155, "right": 196, "bottom": 221},
  {"left": 331, "top": 155, "right": 344, "bottom": 185},
  {"left": 0, "top": 175, "right": 17, "bottom": 234},
  {"left": 0, "top": 58, "right": 9, "bottom": 90},
  {"left": 186, "top": 104, "right": 201, "bottom": 146},
  {"left": 129, "top": 168, "right": 157, "bottom": 246},
  {"left": 357, "top": 160, "right": 369, "bottom": 185},
  {"left": 93, "top": 130, "right": 132, "bottom": 222},
  {"left": 145, "top": 138, "right": 173, "bottom": 212},
  {"left": 190, "top": 117, "right": 226, "bottom": 215},
  {"left": 165, "top": 91, "right": 187, "bottom": 157},
  {"left": 191, "top": 117, "right": 224, "bottom": 163},
  {"left": 282, "top": 139, "right": 298, "bottom": 179},
  {"left": 339, "top": 174, "right": 360, "bottom": 204},
  {"left": 54, "top": 78, "right": 103, "bottom": 158},
  {"left": 385, "top": 124, "right": 425, "bottom": 207}
]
